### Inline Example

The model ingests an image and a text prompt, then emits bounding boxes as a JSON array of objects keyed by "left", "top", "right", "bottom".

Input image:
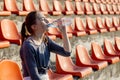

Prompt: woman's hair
[{"left": 21, "top": 11, "right": 43, "bottom": 43}]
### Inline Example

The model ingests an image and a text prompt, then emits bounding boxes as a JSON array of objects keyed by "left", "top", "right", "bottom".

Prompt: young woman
[{"left": 20, "top": 11, "right": 71, "bottom": 80}]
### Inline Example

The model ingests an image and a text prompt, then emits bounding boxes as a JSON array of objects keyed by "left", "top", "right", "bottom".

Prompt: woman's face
[{"left": 33, "top": 13, "right": 49, "bottom": 33}]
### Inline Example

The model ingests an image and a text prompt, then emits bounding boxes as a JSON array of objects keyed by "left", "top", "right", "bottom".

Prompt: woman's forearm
[{"left": 61, "top": 32, "right": 71, "bottom": 52}]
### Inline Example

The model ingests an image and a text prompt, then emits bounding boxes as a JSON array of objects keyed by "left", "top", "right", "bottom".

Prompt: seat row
[
  {"left": 47, "top": 16, "right": 120, "bottom": 40},
  {"left": 0, "top": 0, "right": 120, "bottom": 16},
  {"left": 0, "top": 16, "right": 119, "bottom": 47},
  {"left": 56, "top": 37, "right": 120, "bottom": 77},
  {"left": 1, "top": 37, "right": 120, "bottom": 79},
  {"left": 74, "top": 0, "right": 120, "bottom": 4}
]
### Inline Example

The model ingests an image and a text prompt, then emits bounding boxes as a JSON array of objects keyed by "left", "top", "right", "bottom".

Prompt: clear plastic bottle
[{"left": 47, "top": 17, "right": 72, "bottom": 28}]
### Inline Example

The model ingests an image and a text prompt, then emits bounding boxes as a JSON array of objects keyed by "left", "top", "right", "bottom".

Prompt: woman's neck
[{"left": 31, "top": 33, "right": 45, "bottom": 45}]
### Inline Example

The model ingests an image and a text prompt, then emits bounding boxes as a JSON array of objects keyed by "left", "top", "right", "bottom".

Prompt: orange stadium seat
[
  {"left": 48, "top": 69, "right": 73, "bottom": 80},
  {"left": 0, "top": 60, "right": 23, "bottom": 80},
  {"left": 0, "top": 11, "right": 11, "bottom": 16},
  {"left": 0, "top": 40, "right": 10, "bottom": 48},
  {"left": 114, "top": 37, "right": 120, "bottom": 52},
  {"left": 74, "top": 1, "right": 84, "bottom": 15},
  {"left": 76, "top": 45, "right": 108, "bottom": 70},
  {"left": 106, "top": 4, "right": 114, "bottom": 14},
  {"left": 82, "top": 0, "right": 89, "bottom": 2},
  {"left": 19, "top": 0, "right": 36, "bottom": 16},
  {"left": 39, "top": 0, "right": 52, "bottom": 15},
  {"left": 93, "top": 3, "right": 101, "bottom": 15},
  {"left": 86, "top": 17, "right": 98, "bottom": 34},
  {"left": 73, "top": 17, "right": 87, "bottom": 36},
  {"left": 89, "top": 0, "right": 95, "bottom": 3},
  {"left": 52, "top": 0, "right": 62, "bottom": 15},
  {"left": 112, "top": 4, "right": 119, "bottom": 14},
  {"left": 96, "top": 17, "right": 107, "bottom": 33},
  {"left": 104, "top": 17, "right": 116, "bottom": 32},
  {"left": 91, "top": 42, "right": 120, "bottom": 64},
  {"left": 0, "top": 19, "right": 21, "bottom": 45},
  {"left": 101, "top": 0, "right": 106, "bottom": 4},
  {"left": 64, "top": 1, "right": 74, "bottom": 15},
  {"left": 104, "top": 39, "right": 120, "bottom": 57},
  {"left": 56, "top": 54, "right": 93, "bottom": 78},
  {"left": 100, "top": 3, "right": 108, "bottom": 14},
  {"left": 112, "top": 17, "right": 120, "bottom": 31},
  {"left": 3, "top": 0, "right": 19, "bottom": 14},
  {"left": 84, "top": 2, "right": 93, "bottom": 15}
]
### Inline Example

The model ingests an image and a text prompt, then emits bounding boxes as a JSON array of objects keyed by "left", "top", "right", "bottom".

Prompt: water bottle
[{"left": 47, "top": 17, "right": 72, "bottom": 28}]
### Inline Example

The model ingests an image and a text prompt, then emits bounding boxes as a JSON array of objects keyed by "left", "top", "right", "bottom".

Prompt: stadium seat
[
  {"left": 101, "top": 0, "right": 106, "bottom": 4},
  {"left": 3, "top": 0, "right": 19, "bottom": 14},
  {"left": 76, "top": 45, "right": 108, "bottom": 70},
  {"left": 106, "top": 4, "right": 114, "bottom": 14},
  {"left": 0, "top": 60, "right": 23, "bottom": 80},
  {"left": 89, "top": 0, "right": 95, "bottom": 3},
  {"left": 104, "top": 17, "right": 116, "bottom": 32},
  {"left": 112, "top": 4, "right": 119, "bottom": 14},
  {"left": 0, "top": 19, "right": 21, "bottom": 45},
  {"left": 93, "top": 3, "right": 101, "bottom": 15},
  {"left": 91, "top": 42, "right": 120, "bottom": 64},
  {"left": 19, "top": 0, "right": 36, "bottom": 16},
  {"left": 112, "top": 17, "right": 120, "bottom": 31},
  {"left": 73, "top": 17, "right": 87, "bottom": 36},
  {"left": 39, "top": 0, "right": 52, "bottom": 15},
  {"left": 56, "top": 54, "right": 93, "bottom": 78},
  {"left": 114, "top": 37, "right": 120, "bottom": 52},
  {"left": 64, "top": 1, "right": 74, "bottom": 15},
  {"left": 117, "top": 4, "right": 120, "bottom": 12},
  {"left": 96, "top": 17, "right": 107, "bottom": 33},
  {"left": 82, "top": 0, "right": 89, "bottom": 2},
  {"left": 86, "top": 17, "right": 98, "bottom": 34},
  {"left": 100, "top": 3, "right": 108, "bottom": 14},
  {"left": 52, "top": 0, "right": 62, "bottom": 15},
  {"left": 104, "top": 39, "right": 120, "bottom": 57},
  {"left": 0, "top": 40, "right": 10, "bottom": 48},
  {"left": 74, "top": 1, "right": 84, "bottom": 15},
  {"left": 48, "top": 69, "right": 73, "bottom": 80},
  {"left": 84, "top": 2, "right": 93, "bottom": 15}
]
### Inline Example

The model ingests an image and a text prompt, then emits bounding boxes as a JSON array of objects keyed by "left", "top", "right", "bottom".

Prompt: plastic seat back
[
  {"left": 39, "top": 0, "right": 51, "bottom": 12},
  {"left": 93, "top": 3, "right": 101, "bottom": 14},
  {"left": 65, "top": 1, "right": 74, "bottom": 12},
  {"left": 3, "top": 0, "right": 19, "bottom": 13},
  {"left": 106, "top": 4, "right": 114, "bottom": 14},
  {"left": 75, "top": 1, "right": 84, "bottom": 14},
  {"left": 104, "top": 39, "right": 117, "bottom": 56},
  {"left": 100, "top": 3, "right": 108, "bottom": 14},
  {"left": 84, "top": 2, "right": 93, "bottom": 14},
  {"left": 23, "top": 0, "right": 36, "bottom": 11},
  {"left": 0, "top": 19, "right": 21, "bottom": 45},
  {"left": 114, "top": 37, "right": 120, "bottom": 52},
  {"left": 91, "top": 42, "right": 105, "bottom": 60},
  {"left": 0, "top": 60, "right": 23, "bottom": 80},
  {"left": 53, "top": 0, "right": 63, "bottom": 11},
  {"left": 76, "top": 45, "right": 92, "bottom": 65},
  {"left": 112, "top": 17, "right": 120, "bottom": 29},
  {"left": 112, "top": 4, "right": 119, "bottom": 14}
]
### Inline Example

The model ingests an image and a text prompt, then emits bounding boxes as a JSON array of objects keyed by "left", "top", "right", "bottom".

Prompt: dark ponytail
[{"left": 21, "top": 22, "right": 31, "bottom": 43}]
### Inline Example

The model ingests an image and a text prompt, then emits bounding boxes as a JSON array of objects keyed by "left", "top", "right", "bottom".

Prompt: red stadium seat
[
  {"left": 96, "top": 17, "right": 107, "bottom": 33},
  {"left": 100, "top": 3, "right": 108, "bottom": 14},
  {"left": 91, "top": 42, "right": 120, "bottom": 64},
  {"left": 73, "top": 17, "right": 87, "bottom": 36},
  {"left": 0, "top": 60, "right": 23, "bottom": 80},
  {"left": 74, "top": 1, "right": 84, "bottom": 15},
  {"left": 76, "top": 45, "right": 108, "bottom": 70},
  {"left": 104, "top": 39, "right": 120, "bottom": 57},
  {"left": 56, "top": 54, "right": 93, "bottom": 78},
  {"left": 112, "top": 17, "right": 120, "bottom": 31},
  {"left": 114, "top": 37, "right": 120, "bottom": 52},
  {"left": 0, "top": 19, "right": 21, "bottom": 45},
  {"left": 84, "top": 2, "right": 93, "bottom": 15},
  {"left": 93, "top": 3, "right": 101, "bottom": 15},
  {"left": 64, "top": 1, "right": 74, "bottom": 15},
  {"left": 52, "top": 0, "right": 62, "bottom": 15},
  {"left": 0, "top": 40, "right": 10, "bottom": 48},
  {"left": 86, "top": 17, "right": 98, "bottom": 34},
  {"left": 104, "top": 17, "right": 116, "bottom": 32},
  {"left": 19, "top": 0, "right": 36, "bottom": 16},
  {"left": 112, "top": 4, "right": 119, "bottom": 14},
  {"left": 106, "top": 4, "right": 114, "bottom": 14}
]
